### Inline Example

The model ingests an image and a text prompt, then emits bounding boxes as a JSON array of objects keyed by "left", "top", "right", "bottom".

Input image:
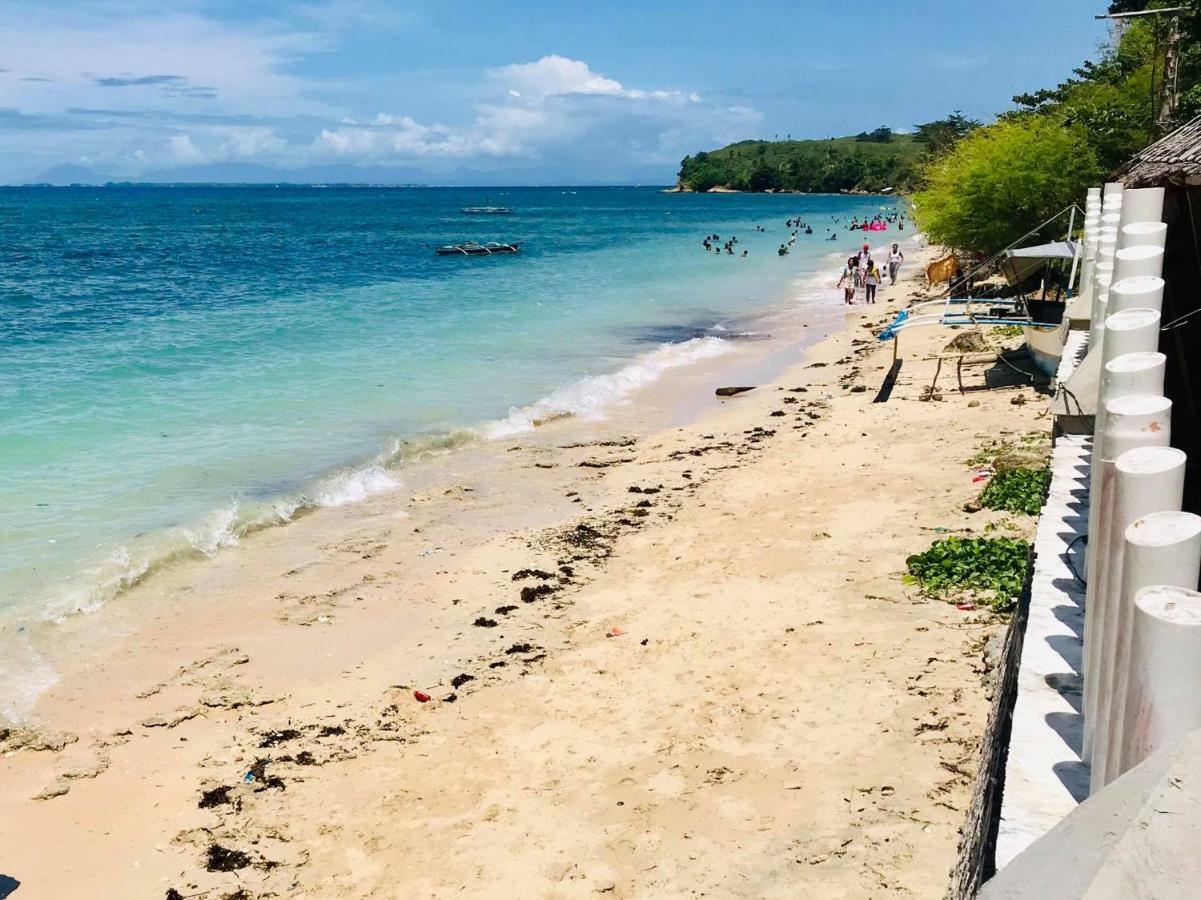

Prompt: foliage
[
  {"left": 979, "top": 467, "right": 1052, "bottom": 516},
  {"left": 911, "top": 117, "right": 1101, "bottom": 254},
  {"left": 855, "top": 127, "right": 895, "bottom": 143},
  {"left": 966, "top": 433, "right": 1050, "bottom": 471},
  {"left": 991, "top": 324, "right": 1024, "bottom": 337},
  {"left": 912, "top": 111, "right": 981, "bottom": 157},
  {"left": 676, "top": 133, "right": 925, "bottom": 193},
  {"left": 905, "top": 537, "right": 1030, "bottom": 607}
]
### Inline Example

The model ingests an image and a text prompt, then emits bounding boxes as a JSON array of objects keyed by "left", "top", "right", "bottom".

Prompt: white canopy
[{"left": 1005, "top": 240, "right": 1080, "bottom": 260}]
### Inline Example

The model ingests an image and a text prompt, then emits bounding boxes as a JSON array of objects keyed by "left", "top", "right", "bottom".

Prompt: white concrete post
[
  {"left": 1121, "top": 221, "right": 1168, "bottom": 250},
  {"left": 1090, "top": 249, "right": 1117, "bottom": 347},
  {"left": 1085, "top": 398, "right": 1175, "bottom": 784},
  {"left": 1088, "top": 345, "right": 1167, "bottom": 526},
  {"left": 1107, "top": 275, "right": 1164, "bottom": 317},
  {"left": 1083, "top": 442, "right": 1184, "bottom": 766},
  {"left": 1102, "top": 515, "right": 1201, "bottom": 787},
  {"left": 1112, "top": 245, "right": 1165, "bottom": 282},
  {"left": 1117, "top": 187, "right": 1165, "bottom": 231},
  {"left": 1117, "top": 584, "right": 1201, "bottom": 777}
]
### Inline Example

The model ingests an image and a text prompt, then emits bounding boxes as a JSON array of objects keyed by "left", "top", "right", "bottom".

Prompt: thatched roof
[{"left": 1123, "top": 115, "right": 1201, "bottom": 187}]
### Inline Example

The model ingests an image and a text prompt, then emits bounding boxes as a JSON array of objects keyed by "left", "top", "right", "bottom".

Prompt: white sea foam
[
  {"left": 0, "top": 628, "right": 59, "bottom": 724},
  {"left": 482, "top": 336, "right": 733, "bottom": 439},
  {"left": 313, "top": 464, "right": 400, "bottom": 507}
]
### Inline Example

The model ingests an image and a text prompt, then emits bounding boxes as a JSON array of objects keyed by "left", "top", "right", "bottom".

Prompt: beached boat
[
  {"left": 435, "top": 240, "right": 522, "bottom": 256},
  {"left": 879, "top": 211, "right": 1083, "bottom": 377},
  {"left": 460, "top": 206, "right": 512, "bottom": 214}
]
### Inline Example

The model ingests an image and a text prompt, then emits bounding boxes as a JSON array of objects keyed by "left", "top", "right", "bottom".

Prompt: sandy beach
[{"left": 0, "top": 244, "right": 1048, "bottom": 899}]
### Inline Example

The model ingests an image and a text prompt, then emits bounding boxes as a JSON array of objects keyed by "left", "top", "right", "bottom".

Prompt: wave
[
  {"left": 15, "top": 336, "right": 732, "bottom": 633},
  {"left": 483, "top": 336, "right": 733, "bottom": 439}
]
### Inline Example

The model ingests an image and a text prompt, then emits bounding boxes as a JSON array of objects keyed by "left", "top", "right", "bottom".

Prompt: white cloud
[
  {"left": 0, "top": 1, "right": 756, "bottom": 183},
  {"left": 168, "top": 134, "right": 204, "bottom": 163},
  {"left": 488, "top": 55, "right": 694, "bottom": 103}
]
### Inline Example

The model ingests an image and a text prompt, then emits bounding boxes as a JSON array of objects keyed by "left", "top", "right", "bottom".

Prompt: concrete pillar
[
  {"left": 1083, "top": 441, "right": 1184, "bottom": 766},
  {"left": 1103, "top": 181, "right": 1124, "bottom": 203},
  {"left": 1090, "top": 249, "right": 1117, "bottom": 346},
  {"left": 1101, "top": 514, "right": 1201, "bottom": 787},
  {"left": 1121, "top": 221, "right": 1168, "bottom": 250},
  {"left": 1117, "top": 583, "right": 1201, "bottom": 777},
  {"left": 1117, "top": 187, "right": 1165, "bottom": 231},
  {"left": 1107, "top": 275, "right": 1164, "bottom": 316},
  {"left": 1112, "top": 245, "right": 1165, "bottom": 282}
]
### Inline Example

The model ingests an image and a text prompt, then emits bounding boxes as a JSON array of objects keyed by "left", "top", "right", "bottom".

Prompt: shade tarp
[{"left": 1005, "top": 240, "right": 1079, "bottom": 260}]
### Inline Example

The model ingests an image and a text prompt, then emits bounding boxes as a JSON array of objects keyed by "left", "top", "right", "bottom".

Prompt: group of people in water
[
  {"left": 847, "top": 212, "right": 905, "bottom": 232},
  {"left": 836, "top": 242, "right": 905, "bottom": 304},
  {"left": 698, "top": 210, "right": 905, "bottom": 269},
  {"left": 702, "top": 233, "right": 749, "bottom": 257}
]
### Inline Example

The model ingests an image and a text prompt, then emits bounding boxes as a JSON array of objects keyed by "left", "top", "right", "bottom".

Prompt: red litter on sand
[
  {"left": 606, "top": 626, "right": 625, "bottom": 638},
  {"left": 956, "top": 602, "right": 977, "bottom": 611},
  {"left": 413, "top": 690, "right": 431, "bottom": 703}
]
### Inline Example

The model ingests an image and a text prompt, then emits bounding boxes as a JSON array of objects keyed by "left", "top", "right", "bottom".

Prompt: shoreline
[
  {"left": 0, "top": 233, "right": 1047, "bottom": 898},
  {"left": 0, "top": 231, "right": 910, "bottom": 723}
]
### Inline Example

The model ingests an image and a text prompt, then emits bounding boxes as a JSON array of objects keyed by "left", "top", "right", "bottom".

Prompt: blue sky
[{"left": 0, "top": 0, "right": 1111, "bottom": 183}]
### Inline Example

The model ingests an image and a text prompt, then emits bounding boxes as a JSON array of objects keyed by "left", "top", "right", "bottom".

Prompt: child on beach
[
  {"left": 837, "top": 257, "right": 857, "bottom": 304},
  {"left": 865, "top": 260, "right": 881, "bottom": 303}
]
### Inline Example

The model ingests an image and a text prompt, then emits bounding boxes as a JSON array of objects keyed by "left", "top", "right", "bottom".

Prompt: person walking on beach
[
  {"left": 857, "top": 243, "right": 871, "bottom": 272},
  {"left": 837, "top": 257, "right": 857, "bottom": 304},
  {"left": 888, "top": 243, "right": 904, "bottom": 284},
  {"left": 865, "top": 260, "right": 881, "bottom": 304}
]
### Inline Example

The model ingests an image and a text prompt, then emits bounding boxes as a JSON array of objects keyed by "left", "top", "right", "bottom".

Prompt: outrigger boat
[
  {"left": 460, "top": 206, "right": 512, "bottom": 214},
  {"left": 878, "top": 206, "right": 1083, "bottom": 377},
  {"left": 435, "top": 240, "right": 522, "bottom": 256}
]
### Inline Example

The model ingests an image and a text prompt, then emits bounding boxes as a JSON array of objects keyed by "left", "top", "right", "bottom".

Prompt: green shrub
[
  {"left": 979, "top": 467, "right": 1051, "bottom": 515},
  {"left": 912, "top": 117, "right": 1101, "bottom": 254},
  {"left": 905, "top": 536, "right": 1030, "bottom": 608}
]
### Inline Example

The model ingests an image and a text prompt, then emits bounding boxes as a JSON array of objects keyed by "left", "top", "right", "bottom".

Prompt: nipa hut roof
[{"left": 1123, "top": 115, "right": 1201, "bottom": 187}]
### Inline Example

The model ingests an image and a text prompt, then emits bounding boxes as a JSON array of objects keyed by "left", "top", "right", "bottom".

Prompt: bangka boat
[
  {"left": 878, "top": 208, "right": 1083, "bottom": 377},
  {"left": 435, "top": 240, "right": 523, "bottom": 256},
  {"left": 460, "top": 206, "right": 512, "bottom": 214}
]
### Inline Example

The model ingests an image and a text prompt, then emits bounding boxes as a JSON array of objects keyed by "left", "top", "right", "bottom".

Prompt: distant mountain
[
  {"left": 22, "top": 160, "right": 675, "bottom": 187},
  {"left": 27, "top": 164, "right": 117, "bottom": 185},
  {"left": 675, "top": 131, "right": 925, "bottom": 194}
]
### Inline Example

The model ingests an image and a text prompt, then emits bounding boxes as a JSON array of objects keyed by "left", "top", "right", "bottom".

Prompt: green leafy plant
[
  {"left": 905, "top": 536, "right": 1030, "bottom": 608},
  {"left": 991, "top": 325, "right": 1024, "bottom": 338},
  {"left": 979, "top": 467, "right": 1051, "bottom": 515},
  {"left": 912, "top": 117, "right": 1102, "bottom": 254}
]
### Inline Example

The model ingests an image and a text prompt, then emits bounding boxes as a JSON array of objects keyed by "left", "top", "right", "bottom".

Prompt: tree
[
  {"left": 855, "top": 126, "right": 894, "bottom": 143},
  {"left": 748, "top": 164, "right": 782, "bottom": 192},
  {"left": 913, "top": 111, "right": 981, "bottom": 156},
  {"left": 912, "top": 117, "right": 1101, "bottom": 254}
]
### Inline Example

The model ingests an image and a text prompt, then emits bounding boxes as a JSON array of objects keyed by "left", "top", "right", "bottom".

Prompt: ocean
[{"left": 0, "top": 185, "right": 905, "bottom": 652}]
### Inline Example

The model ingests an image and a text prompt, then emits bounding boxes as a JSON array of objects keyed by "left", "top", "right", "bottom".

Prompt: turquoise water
[{"left": 0, "top": 186, "right": 904, "bottom": 630}]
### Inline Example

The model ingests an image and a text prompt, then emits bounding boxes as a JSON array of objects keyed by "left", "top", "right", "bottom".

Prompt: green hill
[{"left": 676, "top": 130, "right": 925, "bottom": 194}]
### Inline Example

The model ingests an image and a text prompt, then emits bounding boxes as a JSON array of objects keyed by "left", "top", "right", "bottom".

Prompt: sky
[{"left": 0, "top": 0, "right": 1112, "bottom": 184}]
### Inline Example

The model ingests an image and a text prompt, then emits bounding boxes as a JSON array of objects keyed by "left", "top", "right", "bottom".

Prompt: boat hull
[{"left": 1023, "top": 320, "right": 1068, "bottom": 377}]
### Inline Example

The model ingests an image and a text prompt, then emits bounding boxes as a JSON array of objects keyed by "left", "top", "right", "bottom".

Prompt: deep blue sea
[{"left": 0, "top": 185, "right": 905, "bottom": 639}]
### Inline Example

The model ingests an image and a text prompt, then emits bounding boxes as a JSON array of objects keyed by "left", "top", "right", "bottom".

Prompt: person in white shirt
[{"left": 888, "top": 243, "right": 904, "bottom": 284}]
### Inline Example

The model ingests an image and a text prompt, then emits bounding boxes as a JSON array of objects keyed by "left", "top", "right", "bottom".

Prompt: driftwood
[{"left": 715, "top": 386, "right": 756, "bottom": 397}]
